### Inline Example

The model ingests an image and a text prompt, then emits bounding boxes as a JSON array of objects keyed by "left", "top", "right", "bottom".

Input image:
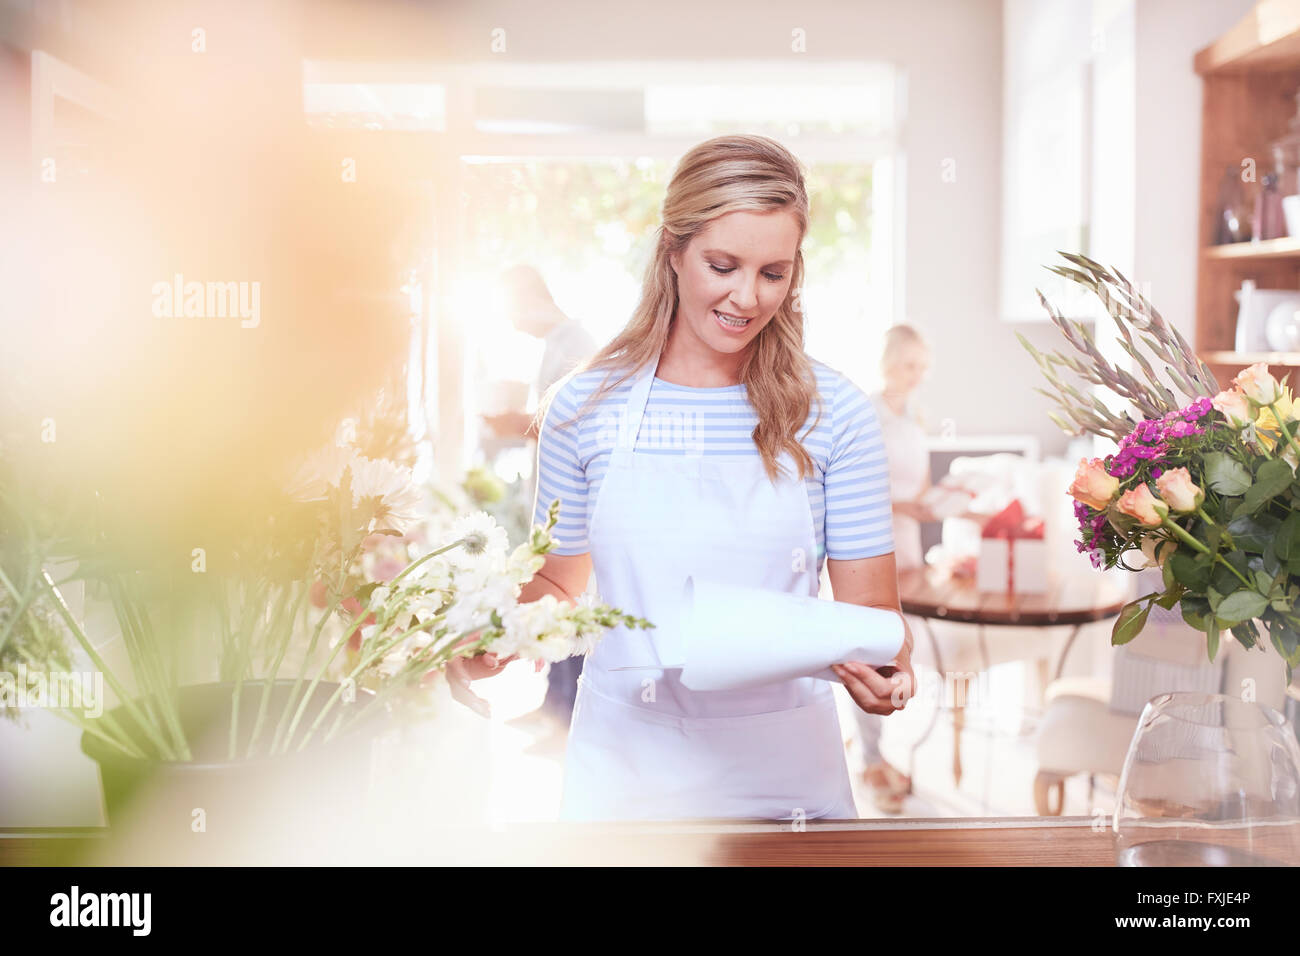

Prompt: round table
[{"left": 895, "top": 567, "right": 1132, "bottom": 812}]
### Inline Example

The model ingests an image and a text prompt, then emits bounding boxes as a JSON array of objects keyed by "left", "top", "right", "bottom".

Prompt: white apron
[{"left": 559, "top": 357, "right": 859, "bottom": 821}]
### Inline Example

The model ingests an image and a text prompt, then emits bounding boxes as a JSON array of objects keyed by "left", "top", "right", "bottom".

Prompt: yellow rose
[{"left": 1254, "top": 385, "right": 1298, "bottom": 452}]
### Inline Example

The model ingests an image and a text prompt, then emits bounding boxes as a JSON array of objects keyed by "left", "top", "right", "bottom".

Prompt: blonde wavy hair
[{"left": 534, "top": 134, "right": 822, "bottom": 483}]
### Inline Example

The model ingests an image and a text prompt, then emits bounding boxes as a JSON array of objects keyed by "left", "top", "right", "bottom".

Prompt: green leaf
[
  {"left": 1216, "top": 589, "right": 1269, "bottom": 625},
  {"left": 1274, "top": 512, "right": 1300, "bottom": 562},
  {"left": 1206, "top": 621, "right": 1220, "bottom": 662},
  {"left": 1169, "top": 552, "right": 1210, "bottom": 591},
  {"left": 1271, "top": 621, "right": 1300, "bottom": 660},
  {"left": 1231, "top": 619, "right": 1261, "bottom": 649},
  {"left": 1273, "top": 585, "right": 1300, "bottom": 614},
  {"left": 1112, "top": 600, "right": 1151, "bottom": 645},
  {"left": 1154, "top": 585, "right": 1184, "bottom": 610},
  {"left": 1204, "top": 453, "right": 1251, "bottom": 496},
  {"left": 1225, "top": 514, "right": 1280, "bottom": 555},
  {"left": 1203, "top": 521, "right": 1223, "bottom": 552},
  {"left": 1241, "top": 458, "right": 1296, "bottom": 514},
  {"left": 1161, "top": 554, "right": 1177, "bottom": 592},
  {"left": 1207, "top": 586, "right": 1225, "bottom": 611},
  {"left": 1179, "top": 593, "right": 1209, "bottom": 619}
]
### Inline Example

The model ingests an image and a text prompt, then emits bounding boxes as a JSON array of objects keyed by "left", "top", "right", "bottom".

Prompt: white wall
[
  {"left": 1134, "top": 0, "right": 1259, "bottom": 344},
  {"left": 441, "top": 0, "right": 1250, "bottom": 457},
  {"left": 410, "top": 0, "right": 1033, "bottom": 447}
]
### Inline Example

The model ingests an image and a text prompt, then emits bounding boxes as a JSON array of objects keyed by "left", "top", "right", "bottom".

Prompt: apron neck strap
[{"left": 616, "top": 357, "right": 659, "bottom": 451}]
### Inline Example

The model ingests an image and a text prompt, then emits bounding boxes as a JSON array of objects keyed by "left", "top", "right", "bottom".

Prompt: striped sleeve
[
  {"left": 532, "top": 378, "right": 591, "bottom": 555},
  {"left": 824, "top": 372, "right": 896, "bottom": 559}
]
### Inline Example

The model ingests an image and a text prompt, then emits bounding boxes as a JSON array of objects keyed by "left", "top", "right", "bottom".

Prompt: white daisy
[
  {"left": 287, "top": 445, "right": 354, "bottom": 500},
  {"left": 351, "top": 457, "right": 425, "bottom": 532},
  {"left": 444, "top": 511, "right": 509, "bottom": 571}
]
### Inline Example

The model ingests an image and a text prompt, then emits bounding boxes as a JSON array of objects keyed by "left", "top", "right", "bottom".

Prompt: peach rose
[
  {"left": 1211, "top": 387, "right": 1252, "bottom": 426},
  {"left": 1155, "top": 467, "right": 1203, "bottom": 513},
  {"left": 1117, "top": 483, "right": 1166, "bottom": 527},
  {"left": 1139, "top": 536, "right": 1176, "bottom": 569},
  {"left": 1233, "top": 362, "right": 1283, "bottom": 406},
  {"left": 1068, "top": 457, "right": 1119, "bottom": 511}
]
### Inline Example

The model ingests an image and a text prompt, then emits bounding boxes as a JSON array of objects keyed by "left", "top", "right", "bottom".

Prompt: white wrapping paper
[{"left": 676, "top": 576, "right": 906, "bottom": 692}]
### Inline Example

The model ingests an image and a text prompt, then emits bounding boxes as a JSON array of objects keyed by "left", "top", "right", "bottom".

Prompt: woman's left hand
[{"left": 833, "top": 621, "right": 916, "bottom": 715}]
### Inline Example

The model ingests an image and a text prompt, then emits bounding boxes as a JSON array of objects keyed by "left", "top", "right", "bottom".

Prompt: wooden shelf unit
[{"left": 1195, "top": 1, "right": 1300, "bottom": 382}]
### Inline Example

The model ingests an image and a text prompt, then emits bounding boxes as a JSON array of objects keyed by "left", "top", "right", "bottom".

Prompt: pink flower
[
  {"left": 1154, "top": 467, "right": 1203, "bottom": 513},
  {"left": 1068, "top": 457, "right": 1120, "bottom": 511},
  {"left": 1233, "top": 363, "right": 1283, "bottom": 406},
  {"left": 1117, "top": 483, "right": 1166, "bottom": 527},
  {"left": 1212, "top": 387, "right": 1252, "bottom": 426}
]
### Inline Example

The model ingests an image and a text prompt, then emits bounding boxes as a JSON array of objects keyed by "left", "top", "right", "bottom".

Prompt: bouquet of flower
[
  {"left": 1023, "top": 253, "right": 1300, "bottom": 678},
  {"left": 0, "top": 430, "right": 651, "bottom": 759},
  {"left": 278, "top": 446, "right": 652, "bottom": 747}
]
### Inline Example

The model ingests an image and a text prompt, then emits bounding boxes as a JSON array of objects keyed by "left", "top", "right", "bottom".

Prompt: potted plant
[
  {"left": 1, "top": 433, "right": 651, "bottom": 849},
  {"left": 1022, "top": 251, "right": 1300, "bottom": 679}
]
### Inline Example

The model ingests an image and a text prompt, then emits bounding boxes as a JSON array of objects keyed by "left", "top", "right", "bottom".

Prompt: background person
[{"left": 855, "top": 323, "right": 936, "bottom": 812}]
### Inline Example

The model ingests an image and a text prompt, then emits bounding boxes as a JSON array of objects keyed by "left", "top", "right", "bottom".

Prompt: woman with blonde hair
[{"left": 462, "top": 134, "right": 915, "bottom": 820}]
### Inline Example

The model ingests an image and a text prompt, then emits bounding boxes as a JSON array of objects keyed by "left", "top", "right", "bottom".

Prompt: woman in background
[{"left": 856, "top": 324, "right": 936, "bottom": 812}]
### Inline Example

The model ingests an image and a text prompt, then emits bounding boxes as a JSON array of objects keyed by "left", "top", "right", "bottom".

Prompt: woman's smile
[{"left": 713, "top": 309, "right": 757, "bottom": 333}]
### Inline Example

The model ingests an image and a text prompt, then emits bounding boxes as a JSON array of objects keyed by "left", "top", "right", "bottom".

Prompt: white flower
[
  {"left": 378, "top": 647, "right": 408, "bottom": 678},
  {"left": 494, "top": 594, "right": 584, "bottom": 663},
  {"left": 351, "top": 457, "right": 425, "bottom": 532},
  {"left": 506, "top": 542, "right": 546, "bottom": 585},
  {"left": 444, "top": 511, "right": 510, "bottom": 571},
  {"left": 405, "top": 555, "right": 453, "bottom": 591},
  {"left": 442, "top": 573, "right": 518, "bottom": 637},
  {"left": 287, "top": 445, "right": 354, "bottom": 500},
  {"left": 444, "top": 594, "right": 486, "bottom": 636}
]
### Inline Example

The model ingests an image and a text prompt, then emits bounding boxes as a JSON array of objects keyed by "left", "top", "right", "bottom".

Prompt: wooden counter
[{"left": 1, "top": 815, "right": 1118, "bottom": 866}]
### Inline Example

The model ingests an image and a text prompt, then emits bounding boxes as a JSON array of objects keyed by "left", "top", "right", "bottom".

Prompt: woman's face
[
  {"left": 884, "top": 342, "right": 931, "bottom": 395},
  {"left": 668, "top": 208, "right": 800, "bottom": 357}
]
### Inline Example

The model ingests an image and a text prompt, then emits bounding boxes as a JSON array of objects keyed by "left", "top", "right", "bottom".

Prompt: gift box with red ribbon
[{"left": 975, "top": 499, "right": 1048, "bottom": 594}]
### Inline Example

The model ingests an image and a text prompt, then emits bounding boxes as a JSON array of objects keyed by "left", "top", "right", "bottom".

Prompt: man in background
[{"left": 482, "top": 265, "right": 598, "bottom": 751}]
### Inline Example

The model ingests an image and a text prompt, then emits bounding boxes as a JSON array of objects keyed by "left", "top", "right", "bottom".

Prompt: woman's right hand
[{"left": 442, "top": 631, "right": 544, "bottom": 717}]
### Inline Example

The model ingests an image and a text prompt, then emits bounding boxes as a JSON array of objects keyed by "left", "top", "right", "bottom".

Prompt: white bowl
[{"left": 1284, "top": 194, "right": 1300, "bottom": 238}]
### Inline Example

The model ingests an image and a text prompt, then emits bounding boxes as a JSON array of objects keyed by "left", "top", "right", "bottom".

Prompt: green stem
[
  {"left": 1160, "top": 517, "right": 1254, "bottom": 591},
  {"left": 1196, "top": 505, "right": 1236, "bottom": 549},
  {"left": 246, "top": 581, "right": 310, "bottom": 756},
  {"left": 386, "top": 538, "right": 470, "bottom": 588},
  {"left": 12, "top": 642, "right": 147, "bottom": 758},
  {"left": 294, "top": 615, "right": 467, "bottom": 753},
  {"left": 269, "top": 583, "right": 348, "bottom": 754},
  {"left": 15, "top": 568, "right": 175, "bottom": 760},
  {"left": 227, "top": 581, "right": 274, "bottom": 759}
]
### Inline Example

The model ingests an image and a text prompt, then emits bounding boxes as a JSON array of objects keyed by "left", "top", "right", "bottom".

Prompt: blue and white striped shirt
[{"left": 531, "top": 358, "right": 896, "bottom": 569}]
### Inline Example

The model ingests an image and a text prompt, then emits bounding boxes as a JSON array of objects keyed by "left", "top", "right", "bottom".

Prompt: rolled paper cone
[{"left": 677, "top": 576, "right": 905, "bottom": 692}]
